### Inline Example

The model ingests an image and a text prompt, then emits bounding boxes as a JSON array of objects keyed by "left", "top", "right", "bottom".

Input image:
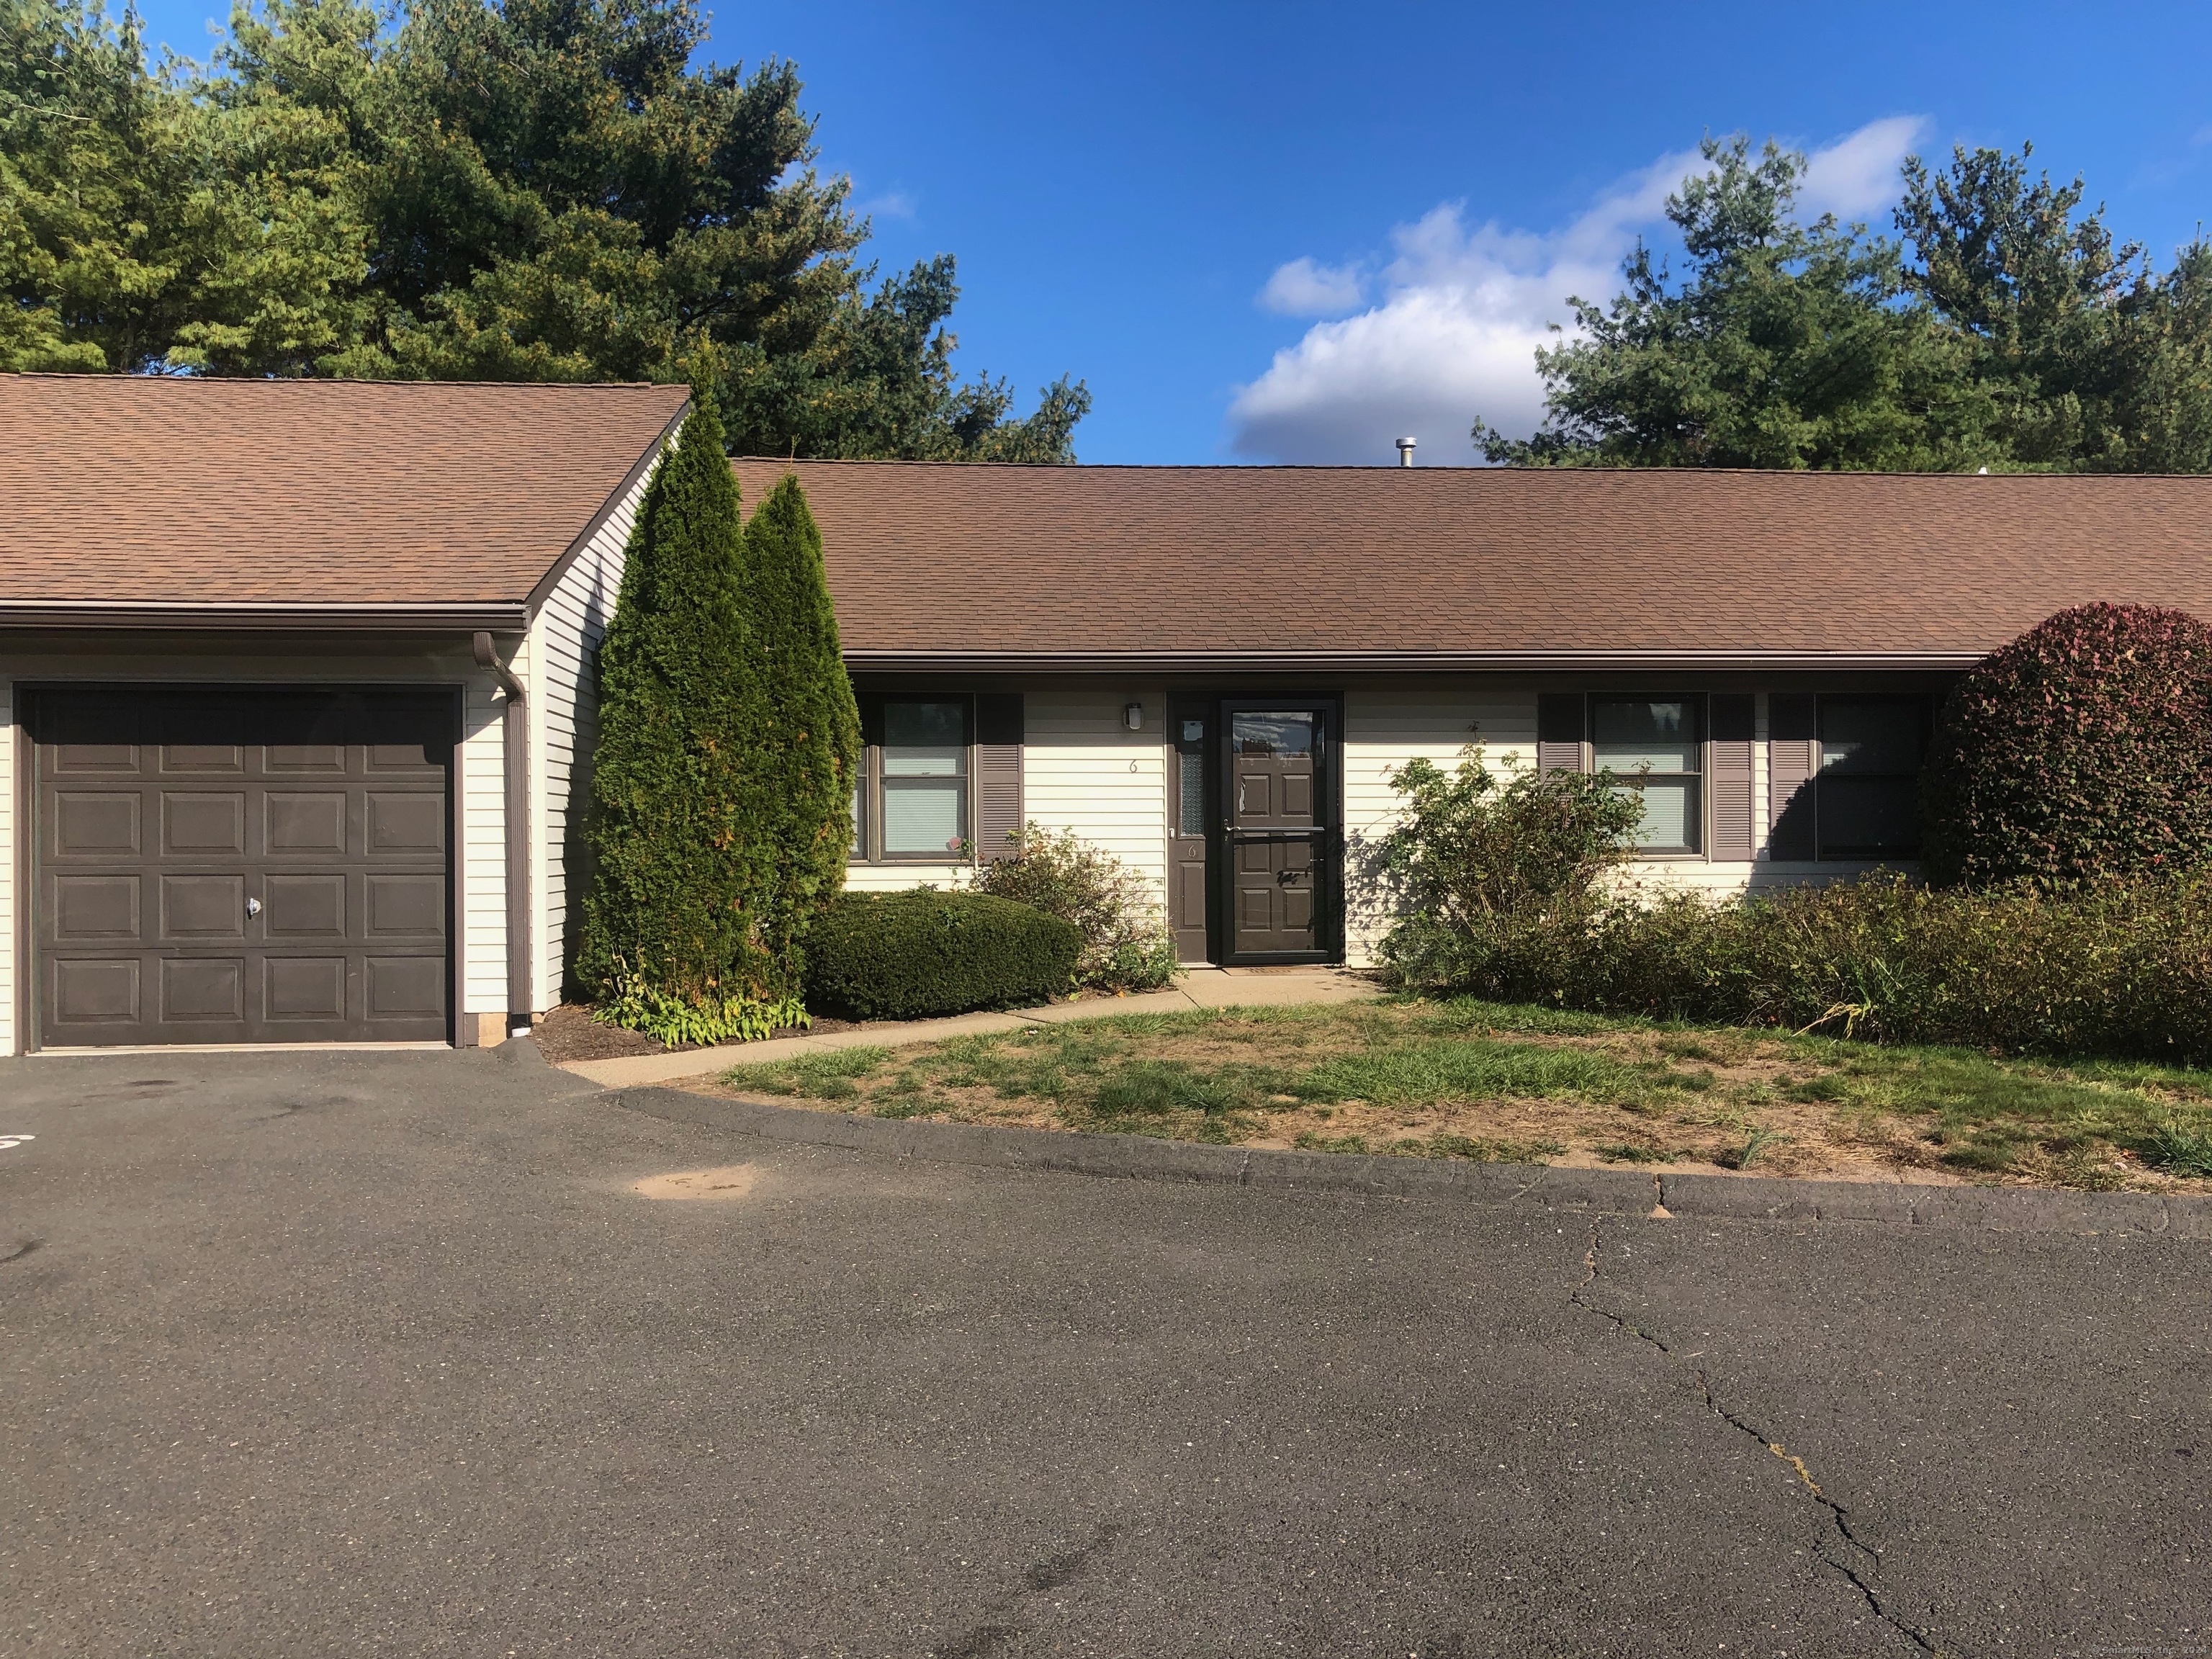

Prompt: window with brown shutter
[
  {"left": 974, "top": 693, "right": 1025, "bottom": 863},
  {"left": 1767, "top": 693, "right": 1820, "bottom": 860},
  {"left": 1590, "top": 696, "right": 1704, "bottom": 855},
  {"left": 878, "top": 698, "right": 970, "bottom": 858},
  {"left": 1537, "top": 693, "right": 1584, "bottom": 773},
  {"left": 848, "top": 692, "right": 1025, "bottom": 863},
  {"left": 1814, "top": 696, "right": 1925, "bottom": 859},
  {"left": 1709, "top": 693, "right": 1755, "bottom": 862}
]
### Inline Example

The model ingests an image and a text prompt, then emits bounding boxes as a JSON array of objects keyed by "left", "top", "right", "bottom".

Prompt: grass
[{"left": 708, "top": 997, "right": 2212, "bottom": 1192}]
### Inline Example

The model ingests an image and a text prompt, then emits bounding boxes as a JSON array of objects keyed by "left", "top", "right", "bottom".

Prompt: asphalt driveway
[{"left": 1, "top": 1046, "right": 2206, "bottom": 1658}]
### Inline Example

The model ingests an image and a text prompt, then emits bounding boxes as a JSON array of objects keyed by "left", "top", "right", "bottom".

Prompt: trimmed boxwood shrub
[
  {"left": 1923, "top": 603, "right": 2212, "bottom": 886},
  {"left": 804, "top": 890, "right": 1082, "bottom": 1020}
]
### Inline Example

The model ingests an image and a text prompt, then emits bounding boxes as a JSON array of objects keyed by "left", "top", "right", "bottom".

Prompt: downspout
[{"left": 474, "top": 631, "right": 533, "bottom": 1040}]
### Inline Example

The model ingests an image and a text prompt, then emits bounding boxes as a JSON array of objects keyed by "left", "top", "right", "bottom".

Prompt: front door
[{"left": 1222, "top": 702, "right": 1336, "bottom": 962}]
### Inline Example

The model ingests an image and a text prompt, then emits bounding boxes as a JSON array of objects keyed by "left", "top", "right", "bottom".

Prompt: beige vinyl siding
[
  {"left": 845, "top": 685, "right": 1172, "bottom": 903},
  {"left": 842, "top": 858, "right": 969, "bottom": 892},
  {"left": 1342, "top": 682, "right": 1538, "bottom": 966},
  {"left": 461, "top": 656, "right": 511, "bottom": 1020},
  {"left": 1022, "top": 687, "right": 1169, "bottom": 895},
  {"left": 0, "top": 675, "right": 13, "bottom": 1055},
  {"left": 526, "top": 473, "right": 649, "bottom": 1012}
]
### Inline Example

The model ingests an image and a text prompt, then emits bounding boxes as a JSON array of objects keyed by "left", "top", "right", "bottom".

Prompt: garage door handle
[{"left": 246, "top": 896, "right": 262, "bottom": 917}]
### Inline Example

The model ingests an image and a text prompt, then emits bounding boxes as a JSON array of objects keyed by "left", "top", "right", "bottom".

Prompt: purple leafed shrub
[{"left": 1922, "top": 603, "right": 2212, "bottom": 887}]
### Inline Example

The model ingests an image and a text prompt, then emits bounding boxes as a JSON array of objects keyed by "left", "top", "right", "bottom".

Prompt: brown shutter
[
  {"left": 974, "top": 693, "right": 1025, "bottom": 861},
  {"left": 1709, "top": 693, "right": 1755, "bottom": 862},
  {"left": 1768, "top": 693, "right": 1818, "bottom": 861},
  {"left": 1537, "top": 693, "right": 1585, "bottom": 773}
]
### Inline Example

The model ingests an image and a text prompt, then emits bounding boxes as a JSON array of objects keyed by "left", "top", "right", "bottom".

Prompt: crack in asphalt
[
  {"left": 1572, "top": 1223, "right": 1961, "bottom": 1657},
  {"left": 930, "top": 1521, "right": 1125, "bottom": 1658}
]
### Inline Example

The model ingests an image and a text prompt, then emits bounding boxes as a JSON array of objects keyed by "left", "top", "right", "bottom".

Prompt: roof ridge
[{"left": 732, "top": 455, "right": 2212, "bottom": 480}]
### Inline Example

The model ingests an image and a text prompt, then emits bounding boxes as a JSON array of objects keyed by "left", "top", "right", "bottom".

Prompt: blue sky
[{"left": 132, "top": 1, "right": 2212, "bottom": 464}]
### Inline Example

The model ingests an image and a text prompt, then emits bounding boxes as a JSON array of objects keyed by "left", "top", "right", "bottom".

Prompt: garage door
[{"left": 33, "top": 687, "right": 454, "bottom": 1047}]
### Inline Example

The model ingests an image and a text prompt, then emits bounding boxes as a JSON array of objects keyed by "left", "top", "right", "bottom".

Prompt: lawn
[{"left": 703, "top": 997, "right": 2212, "bottom": 1192}]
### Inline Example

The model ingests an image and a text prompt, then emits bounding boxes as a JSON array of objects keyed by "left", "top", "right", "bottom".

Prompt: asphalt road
[{"left": 2, "top": 1045, "right": 2206, "bottom": 1658}]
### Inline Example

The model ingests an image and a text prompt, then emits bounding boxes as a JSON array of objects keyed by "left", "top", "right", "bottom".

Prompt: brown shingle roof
[
  {"left": 1, "top": 374, "right": 688, "bottom": 615},
  {"left": 733, "top": 459, "right": 2212, "bottom": 665}
]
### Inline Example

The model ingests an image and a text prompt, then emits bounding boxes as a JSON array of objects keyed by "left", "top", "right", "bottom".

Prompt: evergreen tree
[
  {"left": 576, "top": 384, "right": 783, "bottom": 1037},
  {"left": 1475, "top": 133, "right": 2212, "bottom": 474},
  {"left": 1474, "top": 136, "right": 1996, "bottom": 470},
  {"left": 4, "top": 0, "right": 1089, "bottom": 459},
  {"left": 738, "top": 475, "right": 861, "bottom": 994},
  {"left": 1, "top": 0, "right": 367, "bottom": 374}
]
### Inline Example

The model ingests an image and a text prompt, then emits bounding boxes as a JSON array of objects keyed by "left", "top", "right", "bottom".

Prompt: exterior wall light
[{"left": 1123, "top": 701, "right": 1145, "bottom": 731}]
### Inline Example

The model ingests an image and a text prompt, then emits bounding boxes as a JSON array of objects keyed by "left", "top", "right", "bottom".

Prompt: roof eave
[
  {"left": 839, "top": 649, "right": 1985, "bottom": 674},
  {"left": 0, "top": 601, "right": 531, "bottom": 633}
]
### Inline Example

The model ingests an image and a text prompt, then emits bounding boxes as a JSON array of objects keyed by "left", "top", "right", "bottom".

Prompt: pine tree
[
  {"left": 739, "top": 475, "right": 863, "bottom": 995},
  {"left": 575, "top": 388, "right": 782, "bottom": 1036}
]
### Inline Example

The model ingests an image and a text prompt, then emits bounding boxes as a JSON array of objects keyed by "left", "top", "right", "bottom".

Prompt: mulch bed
[{"left": 533, "top": 1002, "right": 860, "bottom": 1065}]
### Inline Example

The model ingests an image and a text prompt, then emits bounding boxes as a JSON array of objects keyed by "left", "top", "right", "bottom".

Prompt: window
[
  {"left": 877, "top": 699, "right": 970, "bottom": 857},
  {"left": 1175, "top": 716, "right": 1207, "bottom": 837},
  {"left": 1591, "top": 697, "right": 1702, "bottom": 854},
  {"left": 1817, "top": 698, "right": 1923, "bottom": 858}
]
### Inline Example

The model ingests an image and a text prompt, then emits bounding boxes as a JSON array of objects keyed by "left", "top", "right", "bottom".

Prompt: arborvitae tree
[
  {"left": 739, "top": 475, "right": 862, "bottom": 994},
  {"left": 576, "top": 389, "right": 783, "bottom": 1036}
]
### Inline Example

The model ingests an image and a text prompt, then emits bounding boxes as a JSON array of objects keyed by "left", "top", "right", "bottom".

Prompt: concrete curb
[{"left": 607, "top": 1086, "right": 2212, "bottom": 1238}]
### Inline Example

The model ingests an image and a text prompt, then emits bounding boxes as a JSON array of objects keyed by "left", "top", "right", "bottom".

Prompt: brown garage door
[{"left": 33, "top": 687, "right": 454, "bottom": 1048}]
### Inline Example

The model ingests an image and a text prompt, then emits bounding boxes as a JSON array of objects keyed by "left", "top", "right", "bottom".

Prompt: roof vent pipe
[{"left": 1395, "top": 437, "right": 1416, "bottom": 467}]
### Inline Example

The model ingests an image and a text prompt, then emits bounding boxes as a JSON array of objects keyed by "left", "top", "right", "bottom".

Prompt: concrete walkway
[{"left": 557, "top": 966, "right": 1380, "bottom": 1089}]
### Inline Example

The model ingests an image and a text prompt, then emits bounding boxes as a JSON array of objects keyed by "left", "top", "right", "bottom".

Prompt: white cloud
[
  {"left": 1257, "top": 256, "right": 1366, "bottom": 317},
  {"left": 1227, "top": 117, "right": 1929, "bottom": 465},
  {"left": 1798, "top": 114, "right": 1930, "bottom": 220},
  {"left": 854, "top": 189, "right": 917, "bottom": 222}
]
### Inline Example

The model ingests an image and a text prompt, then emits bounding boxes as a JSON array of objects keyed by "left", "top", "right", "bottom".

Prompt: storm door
[{"left": 1220, "top": 701, "right": 1338, "bottom": 963}]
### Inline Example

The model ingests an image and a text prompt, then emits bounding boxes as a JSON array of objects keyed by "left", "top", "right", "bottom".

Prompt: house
[
  {"left": 733, "top": 457, "right": 2212, "bottom": 968},
  {"left": 0, "top": 374, "right": 688, "bottom": 1054},
  {"left": 11, "top": 374, "right": 2212, "bottom": 1054}
]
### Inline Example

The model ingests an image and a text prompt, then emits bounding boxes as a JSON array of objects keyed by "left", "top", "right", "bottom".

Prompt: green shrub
[
  {"left": 1403, "top": 871, "right": 2212, "bottom": 1066},
  {"left": 804, "top": 890, "right": 1082, "bottom": 1020},
  {"left": 1923, "top": 603, "right": 2212, "bottom": 886},
  {"left": 1379, "top": 748, "right": 2212, "bottom": 1066},
  {"left": 963, "top": 823, "right": 1178, "bottom": 992},
  {"left": 1373, "top": 745, "right": 1642, "bottom": 991}
]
